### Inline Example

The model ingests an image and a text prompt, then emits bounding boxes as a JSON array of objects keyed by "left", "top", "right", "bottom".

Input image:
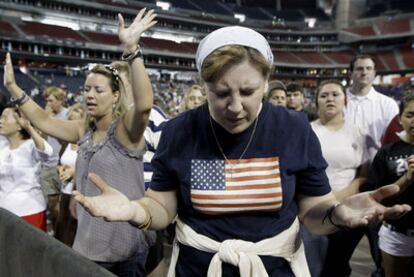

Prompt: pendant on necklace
[
  {"left": 227, "top": 161, "right": 234, "bottom": 179},
  {"left": 209, "top": 114, "right": 259, "bottom": 167}
]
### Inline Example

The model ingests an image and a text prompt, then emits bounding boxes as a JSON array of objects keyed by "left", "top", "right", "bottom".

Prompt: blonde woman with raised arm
[{"left": 3, "top": 8, "right": 157, "bottom": 276}]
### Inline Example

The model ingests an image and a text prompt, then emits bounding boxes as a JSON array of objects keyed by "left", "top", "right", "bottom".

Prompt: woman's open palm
[
  {"left": 73, "top": 173, "right": 137, "bottom": 222},
  {"left": 118, "top": 8, "right": 157, "bottom": 51},
  {"left": 337, "top": 184, "right": 411, "bottom": 228}
]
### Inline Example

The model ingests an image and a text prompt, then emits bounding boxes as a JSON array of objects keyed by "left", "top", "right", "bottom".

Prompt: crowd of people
[{"left": 0, "top": 8, "right": 413, "bottom": 277}]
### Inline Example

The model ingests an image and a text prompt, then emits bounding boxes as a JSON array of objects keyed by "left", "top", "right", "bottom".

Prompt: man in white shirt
[
  {"left": 345, "top": 55, "right": 399, "bottom": 160},
  {"left": 322, "top": 54, "right": 398, "bottom": 277}
]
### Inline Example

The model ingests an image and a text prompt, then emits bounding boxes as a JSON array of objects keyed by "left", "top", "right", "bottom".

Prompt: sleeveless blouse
[{"left": 72, "top": 121, "right": 155, "bottom": 262}]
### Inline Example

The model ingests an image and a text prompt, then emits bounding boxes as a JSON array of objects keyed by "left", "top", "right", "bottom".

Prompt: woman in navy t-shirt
[{"left": 74, "top": 26, "right": 411, "bottom": 277}]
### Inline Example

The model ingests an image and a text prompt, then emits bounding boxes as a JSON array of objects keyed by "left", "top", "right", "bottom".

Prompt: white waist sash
[{"left": 167, "top": 217, "right": 310, "bottom": 277}]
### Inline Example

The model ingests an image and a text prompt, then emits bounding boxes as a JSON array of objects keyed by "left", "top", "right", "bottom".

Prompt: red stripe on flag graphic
[{"left": 191, "top": 157, "right": 282, "bottom": 214}]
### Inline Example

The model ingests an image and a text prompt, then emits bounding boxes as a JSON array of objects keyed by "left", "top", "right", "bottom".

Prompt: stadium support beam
[
  {"left": 335, "top": 0, "right": 367, "bottom": 29},
  {"left": 276, "top": 0, "right": 282, "bottom": 10}
]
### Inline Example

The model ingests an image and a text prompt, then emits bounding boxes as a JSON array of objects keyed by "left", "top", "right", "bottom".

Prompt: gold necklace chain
[{"left": 209, "top": 115, "right": 258, "bottom": 163}]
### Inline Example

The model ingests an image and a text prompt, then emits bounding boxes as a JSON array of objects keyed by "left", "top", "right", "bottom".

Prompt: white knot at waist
[
  {"left": 217, "top": 239, "right": 255, "bottom": 265},
  {"left": 167, "top": 217, "right": 310, "bottom": 277}
]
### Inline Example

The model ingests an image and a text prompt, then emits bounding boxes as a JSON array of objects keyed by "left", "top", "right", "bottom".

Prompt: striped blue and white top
[{"left": 143, "top": 106, "right": 168, "bottom": 189}]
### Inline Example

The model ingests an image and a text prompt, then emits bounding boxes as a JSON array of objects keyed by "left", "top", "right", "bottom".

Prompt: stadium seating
[
  {"left": 82, "top": 31, "right": 120, "bottom": 45},
  {"left": 376, "top": 18, "right": 410, "bottom": 35},
  {"left": 20, "top": 21, "right": 86, "bottom": 42},
  {"left": 1, "top": 0, "right": 413, "bottom": 80},
  {"left": 344, "top": 26, "right": 376, "bottom": 36},
  {"left": 381, "top": 51, "right": 400, "bottom": 71},
  {"left": 0, "top": 20, "right": 18, "bottom": 36},
  {"left": 400, "top": 46, "right": 414, "bottom": 68}
]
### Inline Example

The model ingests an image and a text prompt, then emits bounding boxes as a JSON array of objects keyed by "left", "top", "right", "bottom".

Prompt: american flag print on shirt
[{"left": 190, "top": 157, "right": 283, "bottom": 215}]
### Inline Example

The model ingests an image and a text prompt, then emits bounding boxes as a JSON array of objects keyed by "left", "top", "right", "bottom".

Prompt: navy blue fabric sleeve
[{"left": 149, "top": 120, "right": 178, "bottom": 191}]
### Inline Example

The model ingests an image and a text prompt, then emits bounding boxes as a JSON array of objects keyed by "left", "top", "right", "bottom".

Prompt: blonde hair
[
  {"left": 180, "top": 85, "right": 204, "bottom": 112},
  {"left": 200, "top": 45, "right": 272, "bottom": 83},
  {"left": 87, "top": 64, "right": 127, "bottom": 121},
  {"left": 43, "top": 86, "right": 66, "bottom": 101},
  {"left": 68, "top": 103, "right": 86, "bottom": 120}
]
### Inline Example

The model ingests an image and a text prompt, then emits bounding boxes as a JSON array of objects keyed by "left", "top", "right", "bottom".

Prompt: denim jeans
[{"left": 300, "top": 225, "right": 328, "bottom": 277}]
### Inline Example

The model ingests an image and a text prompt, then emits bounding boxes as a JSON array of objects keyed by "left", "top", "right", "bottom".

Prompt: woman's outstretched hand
[
  {"left": 118, "top": 8, "right": 157, "bottom": 52},
  {"left": 72, "top": 173, "right": 141, "bottom": 222},
  {"left": 3, "top": 52, "right": 17, "bottom": 89},
  {"left": 334, "top": 184, "right": 411, "bottom": 228}
]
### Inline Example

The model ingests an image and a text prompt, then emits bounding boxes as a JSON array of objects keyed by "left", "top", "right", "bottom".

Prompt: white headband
[{"left": 195, "top": 26, "right": 274, "bottom": 73}]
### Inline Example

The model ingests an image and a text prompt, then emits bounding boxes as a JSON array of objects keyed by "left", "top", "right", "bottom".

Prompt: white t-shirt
[
  {"left": 311, "top": 120, "right": 368, "bottom": 191},
  {"left": 0, "top": 135, "right": 7, "bottom": 151},
  {"left": 59, "top": 144, "right": 78, "bottom": 194},
  {"left": 60, "top": 143, "right": 77, "bottom": 167},
  {"left": 345, "top": 87, "right": 399, "bottom": 161},
  {"left": 0, "top": 139, "right": 53, "bottom": 216}
]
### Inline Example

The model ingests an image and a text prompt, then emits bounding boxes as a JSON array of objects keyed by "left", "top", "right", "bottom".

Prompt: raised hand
[
  {"left": 406, "top": 155, "right": 414, "bottom": 181},
  {"left": 72, "top": 173, "right": 142, "bottom": 222},
  {"left": 3, "top": 52, "right": 17, "bottom": 89},
  {"left": 118, "top": 8, "right": 157, "bottom": 52},
  {"left": 15, "top": 111, "right": 32, "bottom": 131},
  {"left": 334, "top": 184, "right": 411, "bottom": 228}
]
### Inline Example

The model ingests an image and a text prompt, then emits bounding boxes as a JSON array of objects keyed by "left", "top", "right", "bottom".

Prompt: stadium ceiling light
[
  {"left": 305, "top": 18, "right": 317, "bottom": 28},
  {"left": 234, "top": 13, "right": 246, "bottom": 23},
  {"left": 41, "top": 18, "right": 80, "bottom": 30},
  {"left": 156, "top": 1, "right": 171, "bottom": 11},
  {"left": 149, "top": 32, "right": 195, "bottom": 43}
]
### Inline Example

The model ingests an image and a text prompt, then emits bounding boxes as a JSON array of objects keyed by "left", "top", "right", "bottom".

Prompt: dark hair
[
  {"left": 286, "top": 82, "right": 303, "bottom": 94},
  {"left": 399, "top": 93, "right": 414, "bottom": 116},
  {"left": 0, "top": 93, "right": 6, "bottom": 115},
  {"left": 315, "top": 79, "right": 346, "bottom": 108},
  {"left": 349, "top": 54, "right": 376, "bottom": 72},
  {"left": 268, "top": 83, "right": 287, "bottom": 101},
  {"left": 2, "top": 104, "right": 30, "bottom": 139}
]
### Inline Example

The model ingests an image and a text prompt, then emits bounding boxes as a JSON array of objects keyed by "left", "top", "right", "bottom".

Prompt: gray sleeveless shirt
[{"left": 72, "top": 121, "right": 155, "bottom": 262}]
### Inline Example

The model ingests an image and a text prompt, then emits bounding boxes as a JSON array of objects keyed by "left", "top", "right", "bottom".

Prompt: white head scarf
[{"left": 195, "top": 26, "right": 274, "bottom": 73}]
